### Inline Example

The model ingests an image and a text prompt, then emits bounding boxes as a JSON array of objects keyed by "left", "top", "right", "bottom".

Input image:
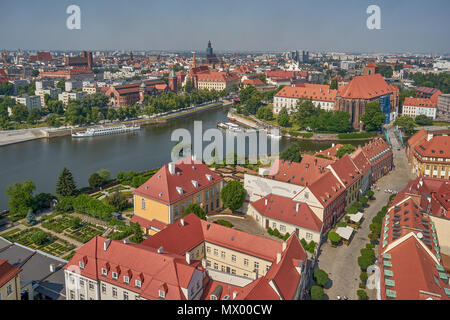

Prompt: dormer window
[
  {"left": 176, "top": 186, "right": 184, "bottom": 195},
  {"left": 159, "top": 290, "right": 166, "bottom": 299},
  {"left": 112, "top": 272, "right": 118, "bottom": 280},
  {"left": 123, "top": 276, "right": 130, "bottom": 284},
  {"left": 135, "top": 280, "right": 142, "bottom": 288},
  {"left": 205, "top": 174, "right": 212, "bottom": 181},
  {"left": 101, "top": 268, "right": 108, "bottom": 276},
  {"left": 79, "top": 261, "right": 85, "bottom": 269},
  {"left": 191, "top": 180, "right": 198, "bottom": 188}
]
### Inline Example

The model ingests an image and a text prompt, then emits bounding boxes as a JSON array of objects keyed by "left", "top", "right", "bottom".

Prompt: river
[{"left": 0, "top": 106, "right": 368, "bottom": 210}]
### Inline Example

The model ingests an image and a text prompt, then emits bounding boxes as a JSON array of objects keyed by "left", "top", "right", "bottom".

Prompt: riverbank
[
  {"left": 228, "top": 110, "right": 380, "bottom": 142},
  {"left": 0, "top": 100, "right": 228, "bottom": 147}
]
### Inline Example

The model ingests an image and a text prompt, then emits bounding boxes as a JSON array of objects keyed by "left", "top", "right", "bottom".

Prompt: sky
[{"left": 0, "top": 0, "right": 449, "bottom": 54}]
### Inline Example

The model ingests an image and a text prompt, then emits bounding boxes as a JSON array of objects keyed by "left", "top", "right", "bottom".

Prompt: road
[{"left": 314, "top": 127, "right": 415, "bottom": 300}]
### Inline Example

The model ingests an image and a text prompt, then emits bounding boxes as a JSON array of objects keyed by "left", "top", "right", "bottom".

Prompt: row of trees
[{"left": 409, "top": 72, "right": 450, "bottom": 94}]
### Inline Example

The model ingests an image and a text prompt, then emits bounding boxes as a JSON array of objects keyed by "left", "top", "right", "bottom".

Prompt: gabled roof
[
  {"left": 415, "top": 136, "right": 450, "bottom": 159},
  {"left": 337, "top": 73, "right": 396, "bottom": 99},
  {"left": 134, "top": 158, "right": 223, "bottom": 205},
  {"left": 275, "top": 84, "right": 337, "bottom": 102},
  {"left": 329, "top": 154, "right": 362, "bottom": 187},
  {"left": 307, "top": 171, "right": 346, "bottom": 206},
  {"left": 404, "top": 97, "right": 436, "bottom": 108},
  {"left": 0, "top": 258, "right": 21, "bottom": 288},
  {"left": 251, "top": 194, "right": 322, "bottom": 232},
  {"left": 350, "top": 148, "right": 371, "bottom": 176}
]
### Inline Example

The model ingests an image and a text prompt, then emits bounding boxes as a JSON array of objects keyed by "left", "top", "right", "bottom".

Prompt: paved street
[{"left": 315, "top": 128, "right": 415, "bottom": 300}]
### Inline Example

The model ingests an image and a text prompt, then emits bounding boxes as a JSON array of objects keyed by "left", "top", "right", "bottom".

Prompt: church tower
[{"left": 168, "top": 69, "right": 177, "bottom": 92}]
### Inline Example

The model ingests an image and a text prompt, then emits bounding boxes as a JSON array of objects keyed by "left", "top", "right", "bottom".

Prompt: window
[
  {"left": 205, "top": 190, "right": 209, "bottom": 201},
  {"left": 211, "top": 202, "right": 214, "bottom": 211},
  {"left": 141, "top": 198, "right": 146, "bottom": 209},
  {"left": 197, "top": 195, "right": 201, "bottom": 203},
  {"left": 207, "top": 246, "right": 211, "bottom": 254},
  {"left": 214, "top": 249, "right": 218, "bottom": 256},
  {"left": 123, "top": 292, "right": 129, "bottom": 300},
  {"left": 89, "top": 282, "right": 95, "bottom": 290},
  {"left": 101, "top": 268, "right": 108, "bottom": 276},
  {"left": 216, "top": 199, "right": 219, "bottom": 208},
  {"left": 175, "top": 206, "right": 179, "bottom": 216},
  {"left": 221, "top": 251, "right": 226, "bottom": 259},
  {"left": 221, "top": 265, "right": 226, "bottom": 272},
  {"left": 79, "top": 293, "right": 85, "bottom": 300},
  {"left": 280, "top": 225, "right": 286, "bottom": 232},
  {"left": 101, "top": 284, "right": 106, "bottom": 294},
  {"left": 206, "top": 260, "right": 211, "bottom": 267},
  {"left": 112, "top": 272, "right": 118, "bottom": 280},
  {"left": 244, "top": 259, "right": 249, "bottom": 266},
  {"left": 272, "top": 222, "right": 276, "bottom": 229},
  {"left": 181, "top": 202, "right": 186, "bottom": 213},
  {"left": 80, "top": 279, "right": 85, "bottom": 287},
  {"left": 211, "top": 188, "right": 214, "bottom": 197},
  {"left": 205, "top": 205, "right": 209, "bottom": 212},
  {"left": 7, "top": 284, "right": 13, "bottom": 296},
  {"left": 123, "top": 276, "right": 130, "bottom": 284},
  {"left": 306, "top": 232, "right": 313, "bottom": 240},
  {"left": 112, "top": 287, "right": 117, "bottom": 298},
  {"left": 254, "top": 262, "right": 259, "bottom": 270},
  {"left": 214, "top": 263, "right": 218, "bottom": 270},
  {"left": 135, "top": 280, "right": 142, "bottom": 288},
  {"left": 159, "top": 290, "right": 166, "bottom": 299},
  {"left": 266, "top": 265, "right": 270, "bottom": 272},
  {"left": 70, "top": 290, "right": 75, "bottom": 300},
  {"left": 79, "top": 261, "right": 85, "bottom": 269},
  {"left": 232, "top": 255, "right": 236, "bottom": 262},
  {"left": 188, "top": 199, "right": 192, "bottom": 206}
]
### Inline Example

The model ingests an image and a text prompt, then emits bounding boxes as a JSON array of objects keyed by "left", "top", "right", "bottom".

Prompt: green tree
[
  {"left": 357, "top": 289, "right": 367, "bottom": 300},
  {"left": 183, "top": 203, "right": 206, "bottom": 220},
  {"left": 130, "top": 222, "right": 144, "bottom": 243},
  {"left": 336, "top": 144, "right": 355, "bottom": 158},
  {"left": 89, "top": 173, "right": 105, "bottom": 189},
  {"left": 30, "top": 230, "right": 50, "bottom": 245},
  {"left": 330, "top": 78, "right": 338, "bottom": 90},
  {"left": 378, "top": 65, "right": 393, "bottom": 78},
  {"left": 280, "top": 143, "right": 302, "bottom": 163},
  {"left": 360, "top": 196, "right": 368, "bottom": 206},
  {"left": 27, "top": 108, "right": 41, "bottom": 124},
  {"left": 293, "top": 99, "right": 316, "bottom": 129},
  {"left": 0, "top": 82, "right": 14, "bottom": 95},
  {"left": 328, "top": 231, "right": 341, "bottom": 244},
  {"left": 6, "top": 180, "right": 36, "bottom": 218},
  {"left": 10, "top": 104, "right": 29, "bottom": 123},
  {"left": 220, "top": 181, "right": 246, "bottom": 211},
  {"left": 46, "top": 114, "right": 61, "bottom": 127},
  {"left": 277, "top": 107, "right": 291, "bottom": 127},
  {"left": 56, "top": 167, "right": 76, "bottom": 197},
  {"left": 98, "top": 169, "right": 111, "bottom": 181},
  {"left": 394, "top": 116, "right": 416, "bottom": 134},
  {"left": 313, "top": 269, "right": 329, "bottom": 287},
  {"left": 106, "top": 191, "right": 129, "bottom": 212},
  {"left": 361, "top": 101, "right": 385, "bottom": 132},
  {"left": 56, "top": 80, "right": 66, "bottom": 90},
  {"left": 358, "top": 255, "right": 373, "bottom": 271},
  {"left": 365, "top": 190, "right": 374, "bottom": 199},
  {"left": 414, "top": 114, "right": 433, "bottom": 126},
  {"left": 310, "top": 285, "right": 324, "bottom": 300}
]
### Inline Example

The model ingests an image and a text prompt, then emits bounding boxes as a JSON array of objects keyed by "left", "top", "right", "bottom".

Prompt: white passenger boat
[
  {"left": 71, "top": 124, "right": 140, "bottom": 138},
  {"left": 216, "top": 121, "right": 243, "bottom": 133}
]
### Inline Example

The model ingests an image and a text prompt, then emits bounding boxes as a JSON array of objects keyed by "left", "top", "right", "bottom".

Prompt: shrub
[
  {"left": 358, "top": 255, "right": 373, "bottom": 271},
  {"left": 357, "top": 290, "right": 367, "bottom": 300},
  {"left": 360, "top": 248, "right": 375, "bottom": 260},
  {"left": 366, "top": 243, "right": 375, "bottom": 249},
  {"left": 183, "top": 203, "right": 206, "bottom": 220},
  {"left": 360, "top": 272, "right": 368, "bottom": 282},
  {"left": 365, "top": 190, "right": 374, "bottom": 199},
  {"left": 31, "top": 230, "right": 50, "bottom": 245},
  {"left": 337, "top": 222, "right": 347, "bottom": 227},
  {"left": 369, "top": 223, "right": 382, "bottom": 236},
  {"left": 215, "top": 219, "right": 233, "bottom": 228},
  {"left": 220, "top": 181, "right": 246, "bottom": 211},
  {"left": 328, "top": 232, "right": 341, "bottom": 244},
  {"left": 310, "top": 286, "right": 324, "bottom": 300},
  {"left": 313, "top": 269, "right": 329, "bottom": 287},
  {"left": 55, "top": 196, "right": 75, "bottom": 213}
]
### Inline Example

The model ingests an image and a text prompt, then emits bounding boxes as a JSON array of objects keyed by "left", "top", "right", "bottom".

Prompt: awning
[
  {"left": 350, "top": 212, "right": 363, "bottom": 223},
  {"left": 336, "top": 226, "right": 354, "bottom": 240}
]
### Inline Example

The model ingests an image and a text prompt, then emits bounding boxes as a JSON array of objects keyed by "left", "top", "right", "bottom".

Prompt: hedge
[{"left": 338, "top": 132, "right": 377, "bottom": 139}]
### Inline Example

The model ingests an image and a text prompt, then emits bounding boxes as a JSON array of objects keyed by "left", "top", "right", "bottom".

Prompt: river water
[{"left": 0, "top": 106, "right": 366, "bottom": 210}]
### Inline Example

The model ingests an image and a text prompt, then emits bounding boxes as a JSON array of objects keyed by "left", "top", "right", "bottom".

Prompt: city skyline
[{"left": 1, "top": 0, "right": 449, "bottom": 54}]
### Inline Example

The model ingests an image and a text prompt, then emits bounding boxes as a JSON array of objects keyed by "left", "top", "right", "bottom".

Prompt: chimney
[
  {"left": 168, "top": 162, "right": 175, "bottom": 175},
  {"left": 282, "top": 241, "right": 287, "bottom": 252},
  {"left": 186, "top": 252, "right": 191, "bottom": 265},
  {"left": 49, "top": 264, "right": 56, "bottom": 273},
  {"left": 276, "top": 252, "right": 281, "bottom": 264},
  {"left": 232, "top": 291, "right": 238, "bottom": 299},
  {"left": 332, "top": 143, "right": 335, "bottom": 147},
  {"left": 104, "top": 239, "right": 111, "bottom": 251},
  {"left": 265, "top": 198, "right": 268, "bottom": 206},
  {"left": 296, "top": 203, "right": 300, "bottom": 212},
  {"left": 157, "top": 246, "right": 164, "bottom": 254},
  {"left": 427, "top": 133, "right": 433, "bottom": 141},
  {"left": 180, "top": 218, "right": 185, "bottom": 226}
]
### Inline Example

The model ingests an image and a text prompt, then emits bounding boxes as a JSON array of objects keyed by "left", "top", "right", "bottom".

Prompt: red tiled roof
[
  {"left": 415, "top": 135, "right": 450, "bottom": 159},
  {"left": 275, "top": 84, "right": 337, "bottom": 102},
  {"left": 242, "top": 78, "right": 265, "bottom": 86},
  {"left": 315, "top": 144, "right": 343, "bottom": 160},
  {"left": 361, "top": 138, "right": 392, "bottom": 164},
  {"left": 404, "top": 97, "right": 436, "bottom": 108},
  {"left": 407, "top": 129, "right": 427, "bottom": 149},
  {"left": 329, "top": 154, "right": 362, "bottom": 187},
  {"left": 64, "top": 236, "right": 203, "bottom": 300},
  {"left": 350, "top": 149, "right": 371, "bottom": 176},
  {"left": 307, "top": 171, "right": 346, "bottom": 206},
  {"left": 134, "top": 158, "right": 223, "bottom": 205},
  {"left": 131, "top": 215, "right": 167, "bottom": 232},
  {"left": 196, "top": 71, "right": 239, "bottom": 83},
  {"left": 251, "top": 194, "right": 322, "bottom": 232},
  {"left": 337, "top": 74, "right": 396, "bottom": 99},
  {"left": 0, "top": 259, "right": 21, "bottom": 288}
]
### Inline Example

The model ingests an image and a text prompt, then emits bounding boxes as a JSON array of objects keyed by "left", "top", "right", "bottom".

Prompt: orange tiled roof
[
  {"left": 404, "top": 97, "right": 436, "bottom": 108},
  {"left": 275, "top": 84, "right": 337, "bottom": 102},
  {"left": 337, "top": 73, "right": 396, "bottom": 99}
]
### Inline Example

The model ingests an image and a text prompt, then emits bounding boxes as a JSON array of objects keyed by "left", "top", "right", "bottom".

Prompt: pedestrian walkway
[{"left": 314, "top": 128, "right": 415, "bottom": 300}]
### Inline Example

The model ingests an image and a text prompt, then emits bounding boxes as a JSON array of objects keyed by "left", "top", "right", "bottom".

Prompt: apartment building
[
  {"left": 437, "top": 94, "right": 450, "bottom": 121},
  {"left": 327, "top": 154, "right": 362, "bottom": 207},
  {"left": 0, "top": 259, "right": 21, "bottom": 300},
  {"left": 411, "top": 135, "right": 450, "bottom": 179},
  {"left": 360, "top": 138, "right": 393, "bottom": 183},
  {"left": 35, "top": 88, "right": 61, "bottom": 107},
  {"left": 132, "top": 158, "right": 224, "bottom": 234},
  {"left": 58, "top": 91, "right": 87, "bottom": 105},
  {"left": 378, "top": 178, "right": 450, "bottom": 300},
  {"left": 82, "top": 86, "right": 99, "bottom": 95},
  {"left": 402, "top": 97, "right": 437, "bottom": 119},
  {"left": 13, "top": 94, "right": 41, "bottom": 111},
  {"left": 273, "top": 84, "right": 337, "bottom": 114},
  {"left": 196, "top": 71, "right": 240, "bottom": 91},
  {"left": 65, "top": 214, "right": 312, "bottom": 300}
]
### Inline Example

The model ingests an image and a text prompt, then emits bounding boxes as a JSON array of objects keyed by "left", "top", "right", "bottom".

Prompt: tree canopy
[
  {"left": 280, "top": 143, "right": 302, "bottom": 163},
  {"left": 394, "top": 116, "right": 416, "bottom": 134},
  {"left": 220, "top": 181, "right": 246, "bottom": 211},
  {"left": 6, "top": 180, "right": 36, "bottom": 218},
  {"left": 183, "top": 203, "right": 206, "bottom": 220},
  {"left": 361, "top": 101, "right": 385, "bottom": 132},
  {"left": 336, "top": 144, "right": 355, "bottom": 158},
  {"left": 56, "top": 167, "right": 76, "bottom": 197}
]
